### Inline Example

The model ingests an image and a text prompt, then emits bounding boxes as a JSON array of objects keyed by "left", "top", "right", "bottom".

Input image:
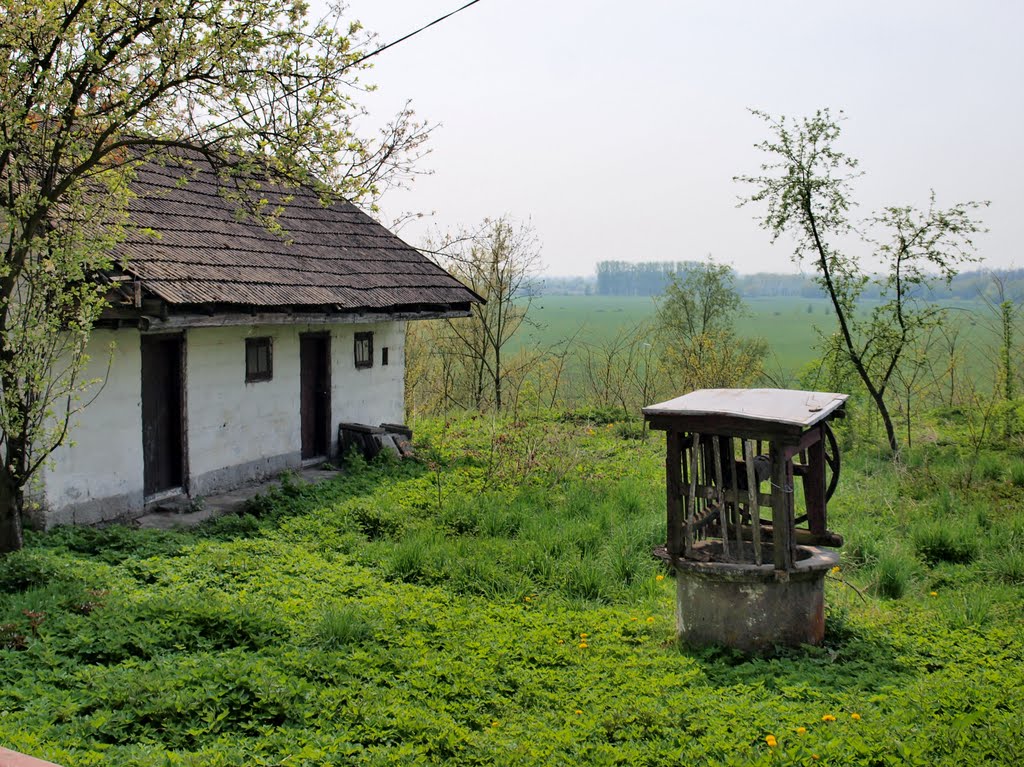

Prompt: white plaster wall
[
  {"left": 40, "top": 319, "right": 408, "bottom": 522},
  {"left": 330, "top": 320, "right": 406, "bottom": 444},
  {"left": 185, "top": 324, "right": 302, "bottom": 494},
  {"left": 186, "top": 320, "right": 406, "bottom": 492},
  {"left": 38, "top": 329, "right": 144, "bottom": 526}
]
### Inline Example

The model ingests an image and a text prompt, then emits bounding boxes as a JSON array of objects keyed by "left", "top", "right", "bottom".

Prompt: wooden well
[{"left": 643, "top": 388, "right": 848, "bottom": 650}]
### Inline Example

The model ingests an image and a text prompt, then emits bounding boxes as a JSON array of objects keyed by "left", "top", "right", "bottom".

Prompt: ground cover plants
[{"left": 1, "top": 414, "right": 1022, "bottom": 766}]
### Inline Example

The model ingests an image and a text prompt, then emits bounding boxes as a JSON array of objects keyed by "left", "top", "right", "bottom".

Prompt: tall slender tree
[{"left": 737, "top": 109, "right": 986, "bottom": 454}]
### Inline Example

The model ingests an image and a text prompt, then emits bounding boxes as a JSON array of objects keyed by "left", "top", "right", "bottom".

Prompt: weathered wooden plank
[
  {"left": 686, "top": 432, "right": 700, "bottom": 557},
  {"left": 712, "top": 438, "right": 729, "bottom": 558},
  {"left": 728, "top": 437, "right": 743, "bottom": 553},
  {"left": 769, "top": 442, "right": 794, "bottom": 573},
  {"left": 666, "top": 430, "right": 683, "bottom": 558},
  {"left": 744, "top": 439, "right": 762, "bottom": 565},
  {"left": 804, "top": 425, "right": 827, "bottom": 536}
]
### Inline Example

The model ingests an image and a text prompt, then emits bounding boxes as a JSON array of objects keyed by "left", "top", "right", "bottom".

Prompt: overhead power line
[{"left": 352, "top": 0, "right": 485, "bottom": 67}]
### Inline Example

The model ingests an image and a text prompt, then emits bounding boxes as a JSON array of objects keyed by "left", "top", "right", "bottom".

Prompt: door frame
[
  {"left": 140, "top": 332, "right": 188, "bottom": 500},
  {"left": 299, "top": 331, "right": 331, "bottom": 460}
]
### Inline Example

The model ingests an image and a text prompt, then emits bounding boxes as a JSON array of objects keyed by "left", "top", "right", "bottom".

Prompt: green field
[{"left": 518, "top": 295, "right": 997, "bottom": 386}]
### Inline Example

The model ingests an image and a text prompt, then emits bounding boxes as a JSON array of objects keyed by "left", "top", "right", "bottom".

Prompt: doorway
[
  {"left": 141, "top": 334, "right": 185, "bottom": 497},
  {"left": 300, "top": 333, "right": 331, "bottom": 459}
]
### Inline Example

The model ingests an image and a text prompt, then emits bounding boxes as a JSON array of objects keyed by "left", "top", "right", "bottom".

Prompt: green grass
[
  {"left": 1, "top": 415, "right": 1022, "bottom": 766},
  {"left": 518, "top": 295, "right": 998, "bottom": 385}
]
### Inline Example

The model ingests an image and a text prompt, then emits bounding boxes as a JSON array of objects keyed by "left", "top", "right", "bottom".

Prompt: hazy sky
[{"left": 336, "top": 0, "right": 1022, "bottom": 276}]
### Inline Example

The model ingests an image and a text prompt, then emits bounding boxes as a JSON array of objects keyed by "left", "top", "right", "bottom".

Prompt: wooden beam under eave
[{"left": 143, "top": 307, "right": 473, "bottom": 330}]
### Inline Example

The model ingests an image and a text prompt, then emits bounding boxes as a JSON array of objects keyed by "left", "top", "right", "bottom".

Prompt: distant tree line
[
  {"left": 595, "top": 261, "right": 697, "bottom": 296},
  {"left": 585, "top": 262, "right": 1024, "bottom": 302}
]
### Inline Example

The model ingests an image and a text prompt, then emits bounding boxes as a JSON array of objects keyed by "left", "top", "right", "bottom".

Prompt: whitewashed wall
[
  {"left": 330, "top": 320, "right": 406, "bottom": 430},
  {"left": 186, "top": 324, "right": 302, "bottom": 496},
  {"left": 37, "top": 330, "right": 144, "bottom": 526},
  {"left": 38, "top": 319, "right": 407, "bottom": 528}
]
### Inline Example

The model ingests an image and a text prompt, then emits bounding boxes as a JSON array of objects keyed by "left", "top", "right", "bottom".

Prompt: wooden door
[
  {"left": 141, "top": 334, "right": 184, "bottom": 496},
  {"left": 300, "top": 334, "right": 330, "bottom": 459}
]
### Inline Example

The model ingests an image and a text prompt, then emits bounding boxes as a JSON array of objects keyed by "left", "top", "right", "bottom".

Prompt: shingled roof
[{"left": 109, "top": 154, "right": 480, "bottom": 314}]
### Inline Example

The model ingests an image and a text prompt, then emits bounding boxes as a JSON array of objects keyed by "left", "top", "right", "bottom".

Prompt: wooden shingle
[{"left": 110, "top": 154, "right": 480, "bottom": 314}]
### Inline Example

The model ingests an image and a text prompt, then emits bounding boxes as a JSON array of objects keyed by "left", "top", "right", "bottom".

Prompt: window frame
[
  {"left": 245, "top": 336, "right": 273, "bottom": 383},
  {"left": 354, "top": 331, "right": 374, "bottom": 369}
]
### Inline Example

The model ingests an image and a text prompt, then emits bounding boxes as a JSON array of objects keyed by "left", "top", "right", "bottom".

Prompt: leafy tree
[
  {"left": 417, "top": 217, "right": 541, "bottom": 412},
  {"left": 737, "top": 109, "right": 986, "bottom": 454},
  {"left": 0, "top": 0, "right": 430, "bottom": 552},
  {"left": 654, "top": 260, "right": 766, "bottom": 390},
  {"left": 980, "top": 273, "right": 1022, "bottom": 438}
]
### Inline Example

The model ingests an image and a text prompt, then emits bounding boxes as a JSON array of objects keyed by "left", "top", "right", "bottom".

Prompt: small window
[
  {"left": 354, "top": 331, "right": 373, "bottom": 369},
  {"left": 381, "top": 347, "right": 389, "bottom": 366},
  {"left": 245, "top": 337, "right": 273, "bottom": 382}
]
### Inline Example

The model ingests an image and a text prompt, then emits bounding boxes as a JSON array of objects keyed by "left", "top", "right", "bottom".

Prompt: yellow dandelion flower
[
  {"left": 580, "top": 632, "right": 588, "bottom": 638},
  {"left": 812, "top": 755, "right": 820, "bottom": 761},
  {"left": 830, "top": 565, "right": 840, "bottom": 575},
  {"left": 656, "top": 574, "right": 665, "bottom": 581},
  {"left": 821, "top": 714, "right": 836, "bottom": 722},
  {"left": 575, "top": 709, "right": 583, "bottom": 715},
  {"left": 851, "top": 713, "right": 861, "bottom": 720},
  {"left": 765, "top": 735, "right": 777, "bottom": 748},
  {"left": 578, "top": 642, "right": 588, "bottom": 648},
  {"left": 557, "top": 639, "right": 564, "bottom": 644},
  {"left": 646, "top": 616, "right": 655, "bottom": 623},
  {"left": 491, "top": 721, "right": 500, "bottom": 728},
  {"left": 630, "top": 617, "right": 638, "bottom": 621},
  {"left": 796, "top": 726, "right": 807, "bottom": 735},
  {"left": 929, "top": 591, "right": 938, "bottom": 597}
]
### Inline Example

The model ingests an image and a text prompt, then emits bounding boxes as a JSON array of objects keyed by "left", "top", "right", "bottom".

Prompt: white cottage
[{"left": 34, "top": 155, "right": 479, "bottom": 529}]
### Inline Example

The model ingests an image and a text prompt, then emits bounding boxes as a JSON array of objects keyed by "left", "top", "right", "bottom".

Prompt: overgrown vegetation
[{"left": 1, "top": 414, "right": 1022, "bottom": 765}]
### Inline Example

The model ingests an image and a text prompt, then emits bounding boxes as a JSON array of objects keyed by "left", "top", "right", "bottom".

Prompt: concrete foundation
[{"left": 674, "top": 542, "right": 839, "bottom": 652}]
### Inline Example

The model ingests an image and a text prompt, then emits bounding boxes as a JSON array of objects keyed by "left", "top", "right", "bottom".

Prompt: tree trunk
[
  {"left": 0, "top": 467, "right": 24, "bottom": 554},
  {"left": 873, "top": 390, "right": 899, "bottom": 455}
]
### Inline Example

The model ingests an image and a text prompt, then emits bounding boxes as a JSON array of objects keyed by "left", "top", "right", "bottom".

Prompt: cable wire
[{"left": 352, "top": 0, "right": 486, "bottom": 67}]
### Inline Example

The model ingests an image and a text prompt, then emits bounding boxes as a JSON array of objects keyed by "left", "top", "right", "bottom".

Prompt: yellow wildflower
[
  {"left": 575, "top": 709, "right": 583, "bottom": 715},
  {"left": 491, "top": 721, "right": 500, "bottom": 728},
  {"left": 796, "top": 726, "right": 807, "bottom": 735},
  {"left": 656, "top": 574, "right": 665, "bottom": 581},
  {"left": 851, "top": 713, "right": 861, "bottom": 720},
  {"left": 646, "top": 616, "right": 655, "bottom": 623},
  {"left": 578, "top": 642, "right": 588, "bottom": 648},
  {"left": 830, "top": 565, "right": 841, "bottom": 575},
  {"left": 580, "top": 632, "right": 588, "bottom": 638},
  {"left": 929, "top": 591, "right": 938, "bottom": 597},
  {"left": 821, "top": 714, "right": 836, "bottom": 722},
  {"left": 765, "top": 735, "right": 777, "bottom": 748},
  {"left": 812, "top": 755, "right": 820, "bottom": 761}
]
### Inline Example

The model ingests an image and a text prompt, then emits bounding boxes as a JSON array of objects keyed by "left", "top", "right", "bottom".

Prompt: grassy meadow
[
  {"left": 518, "top": 295, "right": 997, "bottom": 387},
  {"left": 1, "top": 414, "right": 1022, "bottom": 765}
]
